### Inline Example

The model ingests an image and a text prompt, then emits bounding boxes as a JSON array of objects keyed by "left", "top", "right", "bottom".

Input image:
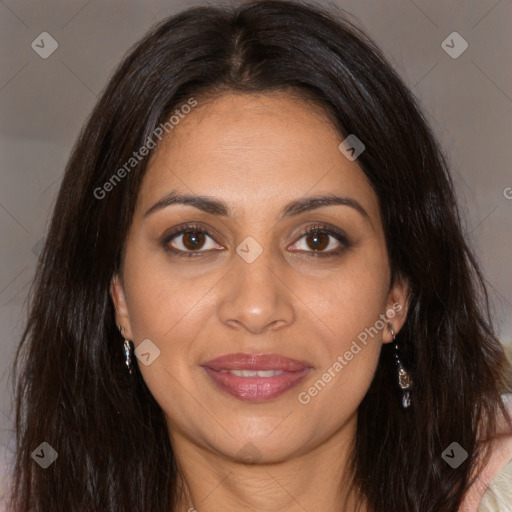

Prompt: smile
[{"left": 201, "top": 353, "right": 313, "bottom": 401}]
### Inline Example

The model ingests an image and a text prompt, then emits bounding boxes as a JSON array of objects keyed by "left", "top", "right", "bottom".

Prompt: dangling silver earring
[
  {"left": 388, "top": 323, "right": 413, "bottom": 408},
  {"left": 118, "top": 325, "right": 133, "bottom": 375}
]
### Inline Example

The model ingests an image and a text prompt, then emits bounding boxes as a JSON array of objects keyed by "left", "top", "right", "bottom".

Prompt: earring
[
  {"left": 388, "top": 323, "right": 413, "bottom": 408},
  {"left": 118, "top": 325, "right": 133, "bottom": 375}
]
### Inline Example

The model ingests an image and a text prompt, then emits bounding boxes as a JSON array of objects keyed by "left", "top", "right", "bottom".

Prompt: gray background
[{"left": 1, "top": 0, "right": 511, "bottom": 500}]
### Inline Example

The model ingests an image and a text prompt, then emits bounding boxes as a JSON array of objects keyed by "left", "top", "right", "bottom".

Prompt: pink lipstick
[{"left": 201, "top": 353, "right": 312, "bottom": 402}]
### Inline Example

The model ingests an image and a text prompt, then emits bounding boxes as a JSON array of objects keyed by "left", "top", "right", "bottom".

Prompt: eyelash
[{"left": 161, "top": 223, "right": 350, "bottom": 258}]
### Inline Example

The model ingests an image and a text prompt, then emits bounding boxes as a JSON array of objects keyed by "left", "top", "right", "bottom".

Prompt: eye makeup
[{"left": 160, "top": 221, "right": 351, "bottom": 259}]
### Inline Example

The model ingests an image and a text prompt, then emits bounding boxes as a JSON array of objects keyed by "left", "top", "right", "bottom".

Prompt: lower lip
[{"left": 203, "top": 367, "right": 311, "bottom": 402}]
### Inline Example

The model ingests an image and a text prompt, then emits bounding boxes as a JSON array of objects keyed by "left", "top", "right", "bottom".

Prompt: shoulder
[
  {"left": 459, "top": 393, "right": 512, "bottom": 512},
  {"left": 477, "top": 457, "right": 512, "bottom": 511}
]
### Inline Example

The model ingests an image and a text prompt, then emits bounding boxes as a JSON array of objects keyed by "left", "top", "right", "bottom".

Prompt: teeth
[{"left": 218, "top": 369, "right": 285, "bottom": 377}]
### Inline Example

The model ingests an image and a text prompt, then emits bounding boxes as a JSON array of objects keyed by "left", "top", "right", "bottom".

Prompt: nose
[{"left": 217, "top": 245, "right": 295, "bottom": 334}]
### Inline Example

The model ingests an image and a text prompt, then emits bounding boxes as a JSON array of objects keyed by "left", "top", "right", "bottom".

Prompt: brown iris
[
  {"left": 306, "top": 231, "right": 329, "bottom": 251},
  {"left": 182, "top": 230, "right": 206, "bottom": 250}
]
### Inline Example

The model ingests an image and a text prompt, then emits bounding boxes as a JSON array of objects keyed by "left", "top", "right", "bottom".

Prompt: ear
[
  {"left": 110, "top": 273, "right": 134, "bottom": 340},
  {"left": 382, "top": 274, "right": 410, "bottom": 344}
]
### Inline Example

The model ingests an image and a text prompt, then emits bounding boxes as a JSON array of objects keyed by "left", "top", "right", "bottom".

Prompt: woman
[{"left": 7, "top": 1, "right": 512, "bottom": 511}]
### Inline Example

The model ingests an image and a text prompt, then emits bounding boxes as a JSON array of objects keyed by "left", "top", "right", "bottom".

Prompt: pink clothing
[{"left": 459, "top": 393, "right": 512, "bottom": 511}]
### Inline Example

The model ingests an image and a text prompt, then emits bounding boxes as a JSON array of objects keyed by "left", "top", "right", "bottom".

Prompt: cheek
[
  {"left": 305, "top": 244, "right": 390, "bottom": 339},
  {"left": 122, "top": 247, "right": 219, "bottom": 341},
  {"left": 121, "top": 249, "right": 224, "bottom": 409},
  {"left": 121, "top": 253, "right": 216, "bottom": 419},
  {"left": 293, "top": 247, "right": 389, "bottom": 407}
]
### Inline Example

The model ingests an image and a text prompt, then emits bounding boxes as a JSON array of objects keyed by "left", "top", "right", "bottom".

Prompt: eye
[
  {"left": 289, "top": 224, "right": 349, "bottom": 257},
  {"left": 162, "top": 224, "right": 223, "bottom": 257}
]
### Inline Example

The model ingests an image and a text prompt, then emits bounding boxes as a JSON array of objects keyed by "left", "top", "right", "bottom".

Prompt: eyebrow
[{"left": 144, "top": 191, "right": 369, "bottom": 221}]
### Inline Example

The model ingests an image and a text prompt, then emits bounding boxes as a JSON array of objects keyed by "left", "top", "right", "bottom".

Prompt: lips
[{"left": 201, "top": 353, "right": 312, "bottom": 402}]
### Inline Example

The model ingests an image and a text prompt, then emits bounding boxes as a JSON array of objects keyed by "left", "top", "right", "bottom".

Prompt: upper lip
[{"left": 201, "top": 353, "right": 312, "bottom": 372}]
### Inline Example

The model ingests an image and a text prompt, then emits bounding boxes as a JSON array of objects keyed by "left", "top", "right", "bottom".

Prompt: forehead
[{"left": 136, "top": 92, "right": 379, "bottom": 222}]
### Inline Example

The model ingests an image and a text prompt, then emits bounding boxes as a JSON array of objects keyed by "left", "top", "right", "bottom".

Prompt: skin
[{"left": 110, "top": 91, "right": 409, "bottom": 512}]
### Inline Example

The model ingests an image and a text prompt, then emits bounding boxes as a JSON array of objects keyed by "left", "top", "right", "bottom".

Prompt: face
[{"left": 111, "top": 92, "right": 408, "bottom": 464}]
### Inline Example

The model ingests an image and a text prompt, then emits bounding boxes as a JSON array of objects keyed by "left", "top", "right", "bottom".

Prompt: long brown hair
[{"left": 8, "top": 1, "right": 512, "bottom": 511}]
